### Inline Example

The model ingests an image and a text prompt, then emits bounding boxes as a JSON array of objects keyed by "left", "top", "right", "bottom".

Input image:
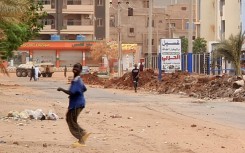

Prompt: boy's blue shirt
[{"left": 68, "top": 76, "right": 87, "bottom": 110}]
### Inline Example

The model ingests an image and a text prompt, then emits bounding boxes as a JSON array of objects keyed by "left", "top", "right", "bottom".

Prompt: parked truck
[{"left": 16, "top": 62, "right": 54, "bottom": 77}]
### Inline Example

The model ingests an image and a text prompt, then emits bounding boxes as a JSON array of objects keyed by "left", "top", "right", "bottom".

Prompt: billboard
[{"left": 160, "top": 38, "right": 181, "bottom": 72}]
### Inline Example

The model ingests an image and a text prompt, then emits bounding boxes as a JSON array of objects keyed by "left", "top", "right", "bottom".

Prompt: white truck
[{"left": 16, "top": 62, "right": 54, "bottom": 77}]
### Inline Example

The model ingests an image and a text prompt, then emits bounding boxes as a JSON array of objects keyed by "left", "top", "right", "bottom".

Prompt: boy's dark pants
[{"left": 66, "top": 107, "right": 85, "bottom": 140}]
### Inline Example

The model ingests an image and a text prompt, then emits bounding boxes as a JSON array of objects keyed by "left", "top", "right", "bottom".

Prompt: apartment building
[
  {"left": 38, "top": 0, "right": 109, "bottom": 40},
  {"left": 109, "top": 0, "right": 195, "bottom": 58},
  {"left": 200, "top": 0, "right": 241, "bottom": 48}
]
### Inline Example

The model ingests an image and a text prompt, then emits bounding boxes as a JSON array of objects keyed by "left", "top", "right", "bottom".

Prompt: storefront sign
[
  {"left": 21, "top": 43, "right": 50, "bottom": 47},
  {"left": 160, "top": 39, "right": 181, "bottom": 72}
]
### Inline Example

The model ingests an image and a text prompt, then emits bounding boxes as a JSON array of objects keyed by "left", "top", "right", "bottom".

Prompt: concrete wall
[
  {"left": 200, "top": 0, "right": 216, "bottom": 43},
  {"left": 223, "top": 0, "right": 240, "bottom": 40}
]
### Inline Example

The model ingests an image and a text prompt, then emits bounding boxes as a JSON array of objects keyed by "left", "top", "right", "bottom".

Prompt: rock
[
  {"left": 43, "top": 143, "right": 48, "bottom": 147},
  {"left": 0, "top": 140, "right": 6, "bottom": 144},
  {"left": 234, "top": 88, "right": 243, "bottom": 95},
  {"left": 110, "top": 115, "right": 122, "bottom": 118},
  {"left": 191, "top": 124, "right": 197, "bottom": 127},
  {"left": 18, "top": 123, "right": 24, "bottom": 126},
  {"left": 179, "top": 92, "right": 186, "bottom": 95},
  {"left": 13, "top": 141, "right": 19, "bottom": 145},
  {"left": 189, "top": 92, "right": 199, "bottom": 98},
  {"left": 233, "top": 96, "right": 245, "bottom": 102},
  {"left": 233, "top": 80, "right": 244, "bottom": 89}
]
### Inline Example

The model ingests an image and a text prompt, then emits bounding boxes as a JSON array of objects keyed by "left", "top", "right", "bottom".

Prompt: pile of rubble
[
  {"left": 81, "top": 73, "right": 105, "bottom": 85},
  {"left": 81, "top": 69, "right": 245, "bottom": 102},
  {"left": 104, "top": 69, "right": 157, "bottom": 89}
]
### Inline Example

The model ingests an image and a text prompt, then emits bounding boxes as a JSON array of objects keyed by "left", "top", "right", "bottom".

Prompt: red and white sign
[{"left": 160, "top": 39, "right": 181, "bottom": 72}]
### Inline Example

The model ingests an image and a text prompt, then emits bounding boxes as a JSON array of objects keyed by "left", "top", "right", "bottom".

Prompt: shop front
[{"left": 18, "top": 40, "right": 95, "bottom": 67}]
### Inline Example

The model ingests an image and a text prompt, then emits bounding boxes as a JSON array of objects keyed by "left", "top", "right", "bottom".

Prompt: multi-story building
[
  {"left": 198, "top": 0, "right": 241, "bottom": 75},
  {"left": 38, "top": 0, "right": 109, "bottom": 40},
  {"left": 199, "top": 0, "right": 241, "bottom": 49},
  {"left": 109, "top": 0, "right": 195, "bottom": 59}
]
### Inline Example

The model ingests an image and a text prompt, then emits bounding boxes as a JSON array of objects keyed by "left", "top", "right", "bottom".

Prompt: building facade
[
  {"left": 109, "top": 0, "right": 195, "bottom": 58},
  {"left": 200, "top": 0, "right": 241, "bottom": 48},
  {"left": 38, "top": 0, "right": 109, "bottom": 40}
]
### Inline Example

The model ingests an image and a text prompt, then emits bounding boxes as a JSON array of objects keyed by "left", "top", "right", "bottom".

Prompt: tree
[
  {"left": 216, "top": 31, "right": 245, "bottom": 76},
  {"left": 180, "top": 36, "right": 188, "bottom": 54},
  {"left": 91, "top": 40, "right": 118, "bottom": 61},
  {"left": 193, "top": 37, "right": 207, "bottom": 54},
  {"left": 90, "top": 40, "right": 118, "bottom": 72},
  {"left": 0, "top": 0, "right": 30, "bottom": 40},
  {"left": 0, "top": 0, "right": 46, "bottom": 74}
]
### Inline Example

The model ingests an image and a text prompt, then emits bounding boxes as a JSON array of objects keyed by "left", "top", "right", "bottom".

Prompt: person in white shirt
[{"left": 34, "top": 66, "right": 40, "bottom": 81}]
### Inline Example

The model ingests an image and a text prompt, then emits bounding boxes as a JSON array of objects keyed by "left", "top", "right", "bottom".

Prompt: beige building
[
  {"left": 39, "top": 0, "right": 110, "bottom": 40},
  {"left": 109, "top": 0, "right": 195, "bottom": 58},
  {"left": 200, "top": 0, "right": 241, "bottom": 51}
]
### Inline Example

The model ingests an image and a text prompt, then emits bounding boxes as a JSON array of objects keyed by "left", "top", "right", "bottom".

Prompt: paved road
[{"left": 5, "top": 74, "right": 245, "bottom": 130}]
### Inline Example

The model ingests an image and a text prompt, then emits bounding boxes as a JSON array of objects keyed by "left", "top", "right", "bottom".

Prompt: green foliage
[
  {"left": 193, "top": 37, "right": 207, "bottom": 54},
  {"left": 0, "top": 0, "right": 46, "bottom": 60},
  {"left": 0, "top": 23, "right": 28, "bottom": 59},
  {"left": 216, "top": 31, "right": 245, "bottom": 76},
  {"left": 180, "top": 36, "right": 188, "bottom": 54}
]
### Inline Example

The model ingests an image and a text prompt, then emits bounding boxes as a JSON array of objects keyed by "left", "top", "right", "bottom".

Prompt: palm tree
[{"left": 216, "top": 31, "right": 245, "bottom": 76}]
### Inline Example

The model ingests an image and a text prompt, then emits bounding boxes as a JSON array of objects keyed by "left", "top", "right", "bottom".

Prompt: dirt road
[{"left": 0, "top": 73, "right": 245, "bottom": 153}]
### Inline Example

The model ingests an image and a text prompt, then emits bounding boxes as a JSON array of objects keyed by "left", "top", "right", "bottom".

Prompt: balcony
[
  {"left": 63, "top": 0, "right": 94, "bottom": 13},
  {"left": 61, "top": 19, "right": 94, "bottom": 34},
  {"left": 40, "top": 19, "right": 57, "bottom": 34},
  {"left": 40, "top": 0, "right": 55, "bottom": 13}
]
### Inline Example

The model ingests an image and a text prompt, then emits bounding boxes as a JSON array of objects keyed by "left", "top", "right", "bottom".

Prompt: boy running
[{"left": 57, "top": 63, "right": 90, "bottom": 147}]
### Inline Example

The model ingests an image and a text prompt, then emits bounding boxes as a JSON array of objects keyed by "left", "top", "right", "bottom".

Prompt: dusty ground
[{"left": 0, "top": 72, "right": 245, "bottom": 153}]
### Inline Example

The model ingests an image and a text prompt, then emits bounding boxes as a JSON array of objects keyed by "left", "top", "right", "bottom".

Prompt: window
[
  {"left": 147, "top": 18, "right": 155, "bottom": 27},
  {"left": 97, "top": 0, "right": 103, "bottom": 6},
  {"left": 97, "top": 18, "right": 103, "bottom": 27},
  {"left": 146, "top": 39, "right": 154, "bottom": 45},
  {"left": 143, "top": 0, "right": 149, "bottom": 8},
  {"left": 220, "top": 0, "right": 225, "bottom": 16},
  {"left": 181, "top": 7, "right": 187, "bottom": 11},
  {"left": 110, "top": 15, "right": 115, "bottom": 27},
  {"left": 128, "top": 27, "right": 135, "bottom": 37},
  {"left": 41, "top": 0, "right": 51, "bottom": 5},
  {"left": 167, "top": 23, "right": 176, "bottom": 28},
  {"left": 129, "top": 28, "right": 134, "bottom": 33},
  {"left": 67, "top": 0, "right": 81, "bottom": 5}
]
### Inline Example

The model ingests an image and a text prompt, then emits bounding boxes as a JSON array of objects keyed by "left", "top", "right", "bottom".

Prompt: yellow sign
[
  {"left": 109, "top": 43, "right": 137, "bottom": 50},
  {"left": 122, "top": 44, "right": 137, "bottom": 50},
  {"left": 21, "top": 43, "right": 50, "bottom": 47}
]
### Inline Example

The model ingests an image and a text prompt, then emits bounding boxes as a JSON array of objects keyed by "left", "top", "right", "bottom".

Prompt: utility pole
[
  {"left": 148, "top": 0, "right": 153, "bottom": 69},
  {"left": 117, "top": 1, "right": 122, "bottom": 77},
  {"left": 187, "top": 0, "right": 193, "bottom": 73},
  {"left": 56, "top": 0, "right": 63, "bottom": 35}
]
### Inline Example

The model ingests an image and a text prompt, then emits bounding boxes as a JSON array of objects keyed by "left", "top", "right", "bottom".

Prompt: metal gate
[{"left": 144, "top": 53, "right": 211, "bottom": 75}]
